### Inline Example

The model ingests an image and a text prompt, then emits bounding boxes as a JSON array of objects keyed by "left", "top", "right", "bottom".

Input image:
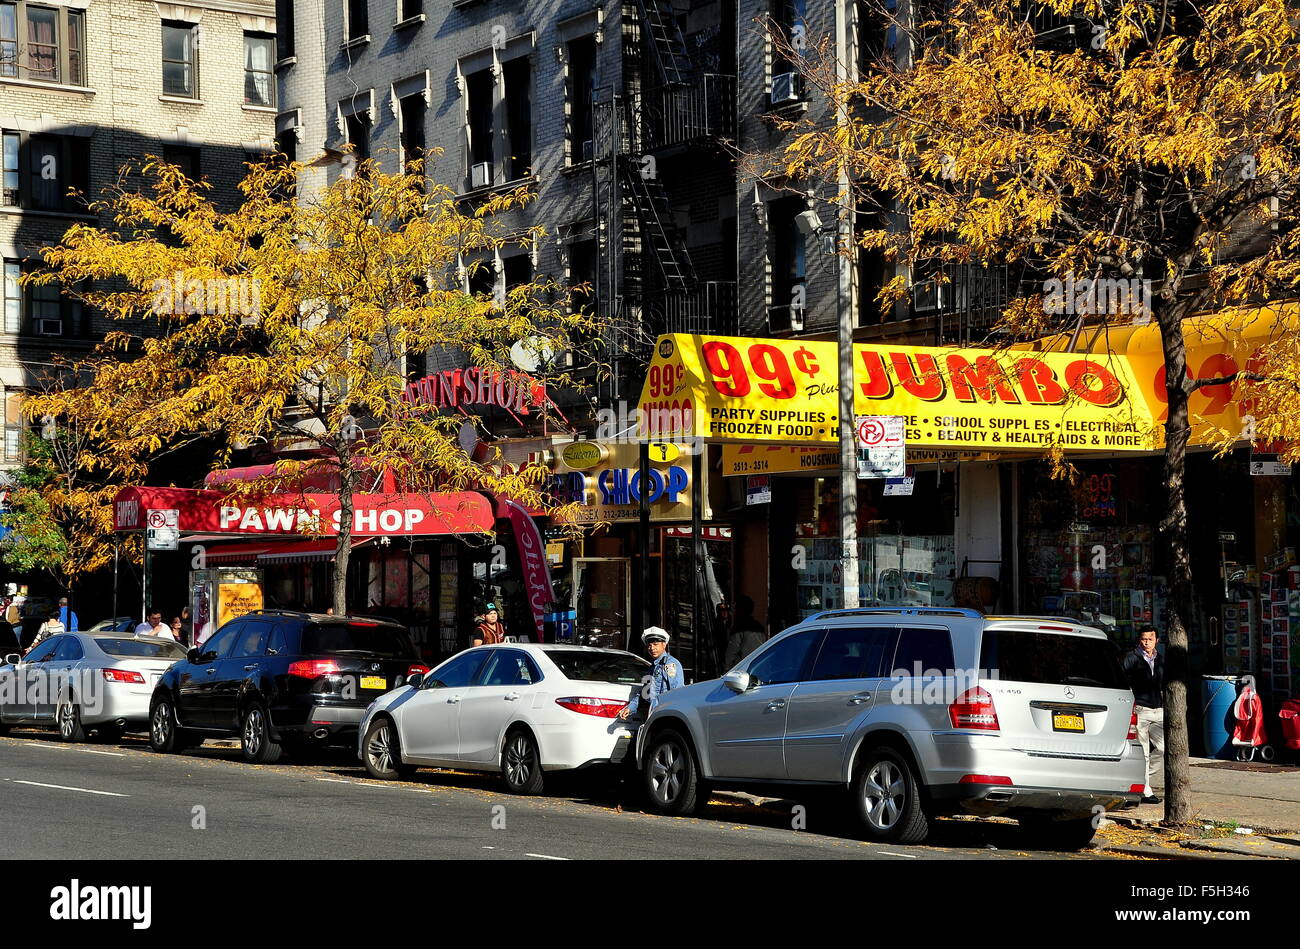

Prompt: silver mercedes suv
[{"left": 635, "top": 608, "right": 1145, "bottom": 848}]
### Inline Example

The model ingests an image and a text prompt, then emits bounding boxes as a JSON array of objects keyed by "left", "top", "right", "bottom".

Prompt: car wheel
[
  {"left": 1019, "top": 814, "right": 1098, "bottom": 851},
  {"left": 239, "top": 702, "right": 282, "bottom": 764},
  {"left": 852, "top": 746, "right": 930, "bottom": 843},
  {"left": 149, "top": 697, "right": 192, "bottom": 753},
  {"left": 644, "top": 729, "right": 707, "bottom": 815},
  {"left": 363, "top": 717, "right": 415, "bottom": 780},
  {"left": 502, "top": 728, "right": 544, "bottom": 795},
  {"left": 56, "top": 694, "right": 88, "bottom": 743}
]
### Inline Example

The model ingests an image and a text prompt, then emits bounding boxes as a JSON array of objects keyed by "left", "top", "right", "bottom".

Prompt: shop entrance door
[{"left": 572, "top": 558, "right": 631, "bottom": 651}]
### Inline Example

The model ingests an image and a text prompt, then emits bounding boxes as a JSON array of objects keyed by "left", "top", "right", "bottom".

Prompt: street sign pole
[{"left": 835, "top": 0, "right": 858, "bottom": 610}]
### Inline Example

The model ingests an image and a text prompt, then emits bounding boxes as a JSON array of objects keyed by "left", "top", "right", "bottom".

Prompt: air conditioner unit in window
[
  {"left": 771, "top": 72, "right": 801, "bottom": 106},
  {"left": 581, "top": 139, "right": 593, "bottom": 162},
  {"left": 471, "top": 162, "right": 493, "bottom": 188},
  {"left": 912, "top": 277, "right": 946, "bottom": 313},
  {"left": 35, "top": 318, "right": 64, "bottom": 337}
]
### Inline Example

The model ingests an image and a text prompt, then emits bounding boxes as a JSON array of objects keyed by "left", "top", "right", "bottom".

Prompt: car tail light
[
  {"left": 1037, "top": 624, "right": 1074, "bottom": 632},
  {"left": 958, "top": 774, "right": 1013, "bottom": 785},
  {"left": 555, "top": 696, "right": 627, "bottom": 718},
  {"left": 948, "top": 686, "right": 1000, "bottom": 730},
  {"left": 406, "top": 664, "right": 430, "bottom": 677},
  {"left": 1129, "top": 784, "right": 1146, "bottom": 793},
  {"left": 1127, "top": 704, "right": 1139, "bottom": 740},
  {"left": 103, "top": 669, "right": 146, "bottom": 684},
  {"left": 288, "top": 659, "right": 341, "bottom": 679}
]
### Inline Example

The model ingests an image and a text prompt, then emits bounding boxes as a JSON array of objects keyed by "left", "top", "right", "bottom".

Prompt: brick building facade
[{"left": 1, "top": 0, "right": 276, "bottom": 468}]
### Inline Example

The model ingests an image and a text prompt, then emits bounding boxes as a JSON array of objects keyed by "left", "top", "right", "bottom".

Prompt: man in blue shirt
[
  {"left": 619, "top": 627, "right": 684, "bottom": 721},
  {"left": 57, "top": 597, "right": 79, "bottom": 632}
]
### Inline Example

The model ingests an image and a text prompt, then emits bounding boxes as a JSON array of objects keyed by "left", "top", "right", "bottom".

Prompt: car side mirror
[
  {"left": 3, "top": 653, "right": 19, "bottom": 665},
  {"left": 186, "top": 648, "right": 201, "bottom": 664},
  {"left": 407, "top": 673, "right": 424, "bottom": 690},
  {"left": 723, "top": 671, "right": 750, "bottom": 693}
]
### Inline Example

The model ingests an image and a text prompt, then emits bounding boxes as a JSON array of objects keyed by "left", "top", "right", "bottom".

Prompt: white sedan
[
  {"left": 357, "top": 644, "right": 648, "bottom": 793},
  {"left": 0, "top": 633, "right": 187, "bottom": 741}
]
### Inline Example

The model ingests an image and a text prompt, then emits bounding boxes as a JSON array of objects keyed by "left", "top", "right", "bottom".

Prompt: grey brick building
[{"left": 1, "top": 0, "right": 277, "bottom": 468}]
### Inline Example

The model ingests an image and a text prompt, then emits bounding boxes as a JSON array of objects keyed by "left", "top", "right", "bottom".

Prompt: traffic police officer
[{"left": 618, "top": 627, "right": 683, "bottom": 720}]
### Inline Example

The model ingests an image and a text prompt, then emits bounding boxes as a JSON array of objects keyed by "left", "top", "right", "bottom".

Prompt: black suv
[{"left": 149, "top": 610, "right": 427, "bottom": 763}]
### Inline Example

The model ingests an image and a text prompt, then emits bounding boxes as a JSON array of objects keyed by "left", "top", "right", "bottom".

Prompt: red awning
[
  {"left": 114, "top": 487, "right": 495, "bottom": 536},
  {"left": 199, "top": 538, "right": 374, "bottom": 565}
]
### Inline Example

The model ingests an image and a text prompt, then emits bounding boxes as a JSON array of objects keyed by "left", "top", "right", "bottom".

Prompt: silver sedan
[{"left": 0, "top": 632, "right": 187, "bottom": 742}]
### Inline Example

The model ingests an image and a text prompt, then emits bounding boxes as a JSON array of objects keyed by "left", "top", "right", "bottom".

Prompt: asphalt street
[{"left": 0, "top": 728, "right": 1132, "bottom": 860}]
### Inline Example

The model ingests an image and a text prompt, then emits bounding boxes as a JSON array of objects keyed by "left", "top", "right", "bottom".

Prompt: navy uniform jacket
[{"left": 626, "top": 651, "right": 685, "bottom": 717}]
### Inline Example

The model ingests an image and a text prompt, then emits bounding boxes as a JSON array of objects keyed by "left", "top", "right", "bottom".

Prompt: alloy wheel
[
  {"left": 650, "top": 740, "right": 684, "bottom": 804},
  {"left": 505, "top": 734, "right": 533, "bottom": 787},
  {"left": 367, "top": 722, "right": 393, "bottom": 774},
  {"left": 861, "top": 759, "right": 906, "bottom": 831},
  {"left": 151, "top": 702, "right": 171, "bottom": 746},
  {"left": 58, "top": 701, "right": 77, "bottom": 740},
  {"left": 243, "top": 707, "right": 263, "bottom": 758}
]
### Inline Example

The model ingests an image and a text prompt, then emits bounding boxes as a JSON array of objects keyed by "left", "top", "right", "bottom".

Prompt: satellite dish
[{"left": 510, "top": 336, "right": 555, "bottom": 373}]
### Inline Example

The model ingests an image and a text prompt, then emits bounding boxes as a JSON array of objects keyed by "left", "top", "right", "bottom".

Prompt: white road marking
[
  {"left": 875, "top": 851, "right": 917, "bottom": 859},
  {"left": 316, "top": 778, "right": 354, "bottom": 785},
  {"left": 17, "top": 742, "right": 126, "bottom": 758},
  {"left": 525, "top": 853, "right": 570, "bottom": 861},
  {"left": 7, "top": 779, "right": 128, "bottom": 797}
]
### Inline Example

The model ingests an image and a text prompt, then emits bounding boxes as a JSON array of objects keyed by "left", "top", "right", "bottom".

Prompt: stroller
[{"left": 1232, "top": 682, "right": 1275, "bottom": 762}]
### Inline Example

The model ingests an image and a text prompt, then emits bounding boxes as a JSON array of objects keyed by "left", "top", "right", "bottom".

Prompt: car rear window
[
  {"left": 542, "top": 649, "right": 649, "bottom": 683},
  {"left": 97, "top": 638, "right": 188, "bottom": 660},
  {"left": 980, "top": 629, "right": 1127, "bottom": 689},
  {"left": 301, "top": 623, "right": 417, "bottom": 659}
]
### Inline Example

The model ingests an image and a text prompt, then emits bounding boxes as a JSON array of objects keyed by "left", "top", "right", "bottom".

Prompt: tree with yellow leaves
[
  {"left": 762, "top": 0, "right": 1300, "bottom": 824},
  {"left": 23, "top": 152, "right": 588, "bottom": 615}
]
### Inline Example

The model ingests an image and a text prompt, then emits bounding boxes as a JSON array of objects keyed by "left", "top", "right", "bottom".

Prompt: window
[
  {"left": 97, "top": 638, "right": 187, "bottom": 660},
  {"left": 22, "top": 638, "right": 60, "bottom": 664},
  {"left": 857, "top": 0, "right": 897, "bottom": 73},
  {"left": 54, "top": 636, "right": 83, "bottom": 662},
  {"left": 163, "top": 144, "right": 201, "bottom": 182},
  {"left": 398, "top": 93, "right": 425, "bottom": 174},
  {"left": 398, "top": 0, "right": 422, "bottom": 20},
  {"left": 568, "top": 238, "right": 596, "bottom": 315},
  {"left": 274, "top": 0, "right": 294, "bottom": 60},
  {"left": 1, "top": 131, "right": 16, "bottom": 205},
  {"left": 888, "top": 627, "right": 955, "bottom": 677},
  {"left": 162, "top": 21, "right": 199, "bottom": 98},
  {"left": 747, "top": 628, "right": 821, "bottom": 685},
  {"left": 467, "top": 259, "right": 495, "bottom": 298},
  {"left": 566, "top": 36, "right": 596, "bottom": 163},
  {"left": 244, "top": 32, "right": 274, "bottom": 106},
  {"left": 768, "top": 196, "right": 807, "bottom": 330},
  {"left": 232, "top": 621, "right": 271, "bottom": 658},
  {"left": 502, "top": 57, "right": 532, "bottom": 180},
  {"left": 979, "top": 629, "right": 1127, "bottom": 689},
  {"left": 542, "top": 648, "right": 648, "bottom": 684},
  {"left": 770, "top": 0, "right": 807, "bottom": 100},
  {"left": 425, "top": 650, "right": 488, "bottom": 689},
  {"left": 502, "top": 254, "right": 532, "bottom": 295},
  {"left": 198, "top": 624, "right": 242, "bottom": 662},
  {"left": 1, "top": 3, "right": 82, "bottom": 84},
  {"left": 464, "top": 66, "right": 494, "bottom": 186},
  {"left": 346, "top": 0, "right": 368, "bottom": 41},
  {"left": 477, "top": 649, "right": 542, "bottom": 687},
  {"left": 3, "top": 258, "right": 83, "bottom": 337},
  {"left": 2, "top": 131, "right": 88, "bottom": 212},
  {"left": 344, "top": 112, "right": 370, "bottom": 168},
  {"left": 809, "top": 626, "right": 896, "bottom": 680}
]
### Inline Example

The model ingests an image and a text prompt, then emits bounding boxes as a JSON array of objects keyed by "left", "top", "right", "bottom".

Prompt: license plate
[
  {"left": 360, "top": 676, "right": 387, "bottom": 691},
  {"left": 1052, "top": 711, "right": 1085, "bottom": 733}
]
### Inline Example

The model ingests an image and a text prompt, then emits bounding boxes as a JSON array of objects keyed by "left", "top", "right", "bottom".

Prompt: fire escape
[{"left": 592, "top": 0, "right": 736, "bottom": 400}]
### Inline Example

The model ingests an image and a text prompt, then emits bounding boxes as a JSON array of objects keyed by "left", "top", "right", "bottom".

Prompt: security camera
[{"left": 794, "top": 209, "right": 824, "bottom": 236}]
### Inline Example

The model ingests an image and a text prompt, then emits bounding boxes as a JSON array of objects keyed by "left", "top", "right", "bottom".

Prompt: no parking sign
[{"left": 855, "top": 416, "right": 905, "bottom": 478}]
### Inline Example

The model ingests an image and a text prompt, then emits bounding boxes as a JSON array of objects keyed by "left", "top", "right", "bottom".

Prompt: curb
[{"left": 1096, "top": 842, "right": 1247, "bottom": 861}]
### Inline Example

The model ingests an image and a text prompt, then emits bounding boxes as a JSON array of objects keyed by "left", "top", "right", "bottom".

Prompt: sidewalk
[{"left": 1123, "top": 756, "right": 1300, "bottom": 833}]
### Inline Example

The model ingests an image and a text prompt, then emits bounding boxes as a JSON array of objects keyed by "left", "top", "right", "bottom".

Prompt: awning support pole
[
  {"left": 691, "top": 445, "right": 703, "bottom": 681},
  {"left": 639, "top": 441, "right": 651, "bottom": 633}
]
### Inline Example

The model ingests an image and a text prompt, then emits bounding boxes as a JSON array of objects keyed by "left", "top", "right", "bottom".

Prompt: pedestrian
[
  {"left": 170, "top": 615, "right": 185, "bottom": 643},
  {"left": 1122, "top": 625, "right": 1165, "bottom": 804},
  {"left": 618, "top": 627, "right": 684, "bottom": 721},
  {"left": 178, "top": 606, "right": 192, "bottom": 644},
  {"left": 135, "top": 609, "right": 163, "bottom": 636},
  {"left": 723, "top": 594, "right": 767, "bottom": 669},
  {"left": 57, "top": 597, "right": 79, "bottom": 632},
  {"left": 471, "top": 603, "right": 506, "bottom": 647},
  {"left": 28, "top": 609, "right": 66, "bottom": 653}
]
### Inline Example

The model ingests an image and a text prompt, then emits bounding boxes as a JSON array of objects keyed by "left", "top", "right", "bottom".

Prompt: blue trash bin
[{"left": 1202, "top": 676, "right": 1239, "bottom": 760}]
